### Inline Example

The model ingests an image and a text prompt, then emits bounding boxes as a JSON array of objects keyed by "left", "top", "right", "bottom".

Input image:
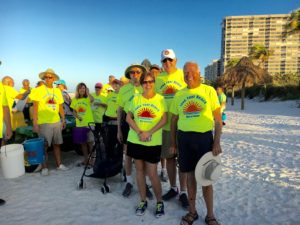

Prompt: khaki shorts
[
  {"left": 39, "top": 122, "right": 63, "bottom": 147},
  {"left": 161, "top": 130, "right": 178, "bottom": 159}
]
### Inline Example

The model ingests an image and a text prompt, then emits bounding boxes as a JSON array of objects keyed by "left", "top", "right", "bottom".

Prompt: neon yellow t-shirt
[
  {"left": 29, "top": 86, "right": 64, "bottom": 124},
  {"left": 0, "top": 82, "right": 8, "bottom": 138},
  {"left": 117, "top": 83, "right": 143, "bottom": 113},
  {"left": 127, "top": 93, "right": 167, "bottom": 146},
  {"left": 170, "top": 84, "right": 220, "bottom": 133},
  {"left": 155, "top": 69, "right": 186, "bottom": 131},
  {"left": 91, "top": 93, "right": 107, "bottom": 123},
  {"left": 105, "top": 92, "right": 118, "bottom": 118},
  {"left": 70, "top": 97, "right": 94, "bottom": 127},
  {"left": 4, "top": 86, "right": 19, "bottom": 111}
]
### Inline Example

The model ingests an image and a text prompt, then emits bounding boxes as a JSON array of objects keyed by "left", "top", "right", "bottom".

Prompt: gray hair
[{"left": 183, "top": 61, "right": 201, "bottom": 73}]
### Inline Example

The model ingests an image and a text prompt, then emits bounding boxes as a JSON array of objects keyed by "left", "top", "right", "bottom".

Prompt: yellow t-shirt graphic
[
  {"left": 127, "top": 93, "right": 167, "bottom": 146},
  {"left": 70, "top": 98, "right": 94, "bottom": 127},
  {"left": 29, "top": 86, "right": 64, "bottom": 124},
  {"left": 155, "top": 69, "right": 186, "bottom": 130},
  {"left": 170, "top": 84, "right": 220, "bottom": 133}
]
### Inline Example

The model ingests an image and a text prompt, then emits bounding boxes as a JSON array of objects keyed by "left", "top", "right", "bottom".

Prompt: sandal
[
  {"left": 205, "top": 216, "right": 220, "bottom": 225},
  {"left": 180, "top": 212, "right": 199, "bottom": 225}
]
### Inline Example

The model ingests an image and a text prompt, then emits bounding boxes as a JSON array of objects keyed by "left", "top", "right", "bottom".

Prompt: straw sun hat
[
  {"left": 39, "top": 68, "right": 60, "bottom": 81},
  {"left": 195, "top": 152, "right": 222, "bottom": 186},
  {"left": 124, "top": 64, "right": 147, "bottom": 79}
]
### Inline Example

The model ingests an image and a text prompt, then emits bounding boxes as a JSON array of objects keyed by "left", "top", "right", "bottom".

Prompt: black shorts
[
  {"left": 127, "top": 142, "right": 161, "bottom": 164},
  {"left": 177, "top": 130, "right": 213, "bottom": 172},
  {"left": 121, "top": 112, "right": 130, "bottom": 144}
]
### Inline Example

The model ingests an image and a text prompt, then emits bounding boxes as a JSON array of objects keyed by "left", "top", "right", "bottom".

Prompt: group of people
[{"left": 0, "top": 48, "right": 225, "bottom": 225}]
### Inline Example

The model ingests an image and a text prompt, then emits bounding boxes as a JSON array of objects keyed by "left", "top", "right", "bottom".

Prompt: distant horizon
[{"left": 1, "top": 0, "right": 298, "bottom": 92}]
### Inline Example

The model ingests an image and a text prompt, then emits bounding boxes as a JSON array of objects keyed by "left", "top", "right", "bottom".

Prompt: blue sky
[{"left": 0, "top": 0, "right": 298, "bottom": 91}]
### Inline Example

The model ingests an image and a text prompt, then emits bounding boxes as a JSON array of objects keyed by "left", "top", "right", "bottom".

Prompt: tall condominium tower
[{"left": 221, "top": 14, "right": 300, "bottom": 75}]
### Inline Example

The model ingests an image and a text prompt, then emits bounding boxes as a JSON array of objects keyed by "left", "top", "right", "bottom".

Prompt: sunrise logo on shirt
[
  {"left": 77, "top": 106, "right": 86, "bottom": 113},
  {"left": 162, "top": 85, "right": 176, "bottom": 97},
  {"left": 138, "top": 107, "right": 156, "bottom": 119},
  {"left": 183, "top": 101, "right": 202, "bottom": 115},
  {"left": 47, "top": 97, "right": 56, "bottom": 104}
]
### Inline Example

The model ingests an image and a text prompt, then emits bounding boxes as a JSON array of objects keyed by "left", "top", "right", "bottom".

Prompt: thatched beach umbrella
[{"left": 222, "top": 57, "right": 272, "bottom": 110}]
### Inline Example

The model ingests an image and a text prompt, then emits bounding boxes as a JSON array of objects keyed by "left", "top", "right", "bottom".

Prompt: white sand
[{"left": 0, "top": 99, "right": 299, "bottom": 225}]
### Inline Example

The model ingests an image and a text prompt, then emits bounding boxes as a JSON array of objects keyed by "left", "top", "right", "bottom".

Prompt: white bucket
[{"left": 0, "top": 144, "right": 25, "bottom": 179}]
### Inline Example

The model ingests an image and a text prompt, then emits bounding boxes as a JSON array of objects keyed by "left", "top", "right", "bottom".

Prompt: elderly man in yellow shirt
[
  {"left": 2, "top": 76, "right": 30, "bottom": 137},
  {"left": 30, "top": 68, "right": 68, "bottom": 176},
  {"left": 170, "top": 62, "right": 222, "bottom": 225}
]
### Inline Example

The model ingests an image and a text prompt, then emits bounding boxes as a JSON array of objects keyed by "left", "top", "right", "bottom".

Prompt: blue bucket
[{"left": 23, "top": 138, "right": 45, "bottom": 164}]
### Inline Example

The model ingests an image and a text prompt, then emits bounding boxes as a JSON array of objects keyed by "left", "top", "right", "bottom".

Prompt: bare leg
[
  {"left": 80, "top": 143, "right": 89, "bottom": 165},
  {"left": 202, "top": 185, "right": 215, "bottom": 218},
  {"left": 124, "top": 144, "right": 132, "bottom": 178},
  {"left": 135, "top": 160, "right": 146, "bottom": 201},
  {"left": 146, "top": 162, "right": 162, "bottom": 202},
  {"left": 166, "top": 157, "right": 177, "bottom": 187},
  {"left": 53, "top": 144, "right": 62, "bottom": 167},
  {"left": 42, "top": 146, "right": 49, "bottom": 169},
  {"left": 179, "top": 171, "right": 187, "bottom": 192},
  {"left": 187, "top": 172, "right": 197, "bottom": 214}
]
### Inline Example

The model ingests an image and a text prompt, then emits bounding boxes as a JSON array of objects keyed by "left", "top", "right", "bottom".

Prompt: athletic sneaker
[
  {"left": 162, "top": 187, "right": 178, "bottom": 201},
  {"left": 57, "top": 164, "right": 69, "bottom": 171},
  {"left": 122, "top": 182, "right": 133, "bottom": 197},
  {"left": 41, "top": 168, "right": 49, "bottom": 176},
  {"left": 179, "top": 193, "right": 189, "bottom": 209},
  {"left": 0, "top": 199, "right": 6, "bottom": 206},
  {"left": 146, "top": 185, "right": 153, "bottom": 200},
  {"left": 160, "top": 171, "right": 168, "bottom": 182},
  {"left": 135, "top": 201, "right": 147, "bottom": 216},
  {"left": 155, "top": 202, "right": 165, "bottom": 218}
]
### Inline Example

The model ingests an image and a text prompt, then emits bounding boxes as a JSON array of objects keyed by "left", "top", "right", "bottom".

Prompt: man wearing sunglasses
[
  {"left": 117, "top": 64, "right": 154, "bottom": 198},
  {"left": 30, "top": 68, "right": 68, "bottom": 176},
  {"left": 155, "top": 49, "right": 189, "bottom": 209}
]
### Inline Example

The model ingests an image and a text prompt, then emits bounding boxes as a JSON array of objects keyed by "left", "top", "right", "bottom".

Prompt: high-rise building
[
  {"left": 205, "top": 59, "right": 221, "bottom": 81},
  {"left": 221, "top": 14, "right": 300, "bottom": 75}
]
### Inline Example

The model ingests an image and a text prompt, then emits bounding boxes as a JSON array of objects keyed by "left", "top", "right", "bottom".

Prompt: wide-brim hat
[
  {"left": 39, "top": 68, "right": 60, "bottom": 81},
  {"left": 124, "top": 64, "right": 147, "bottom": 79},
  {"left": 150, "top": 64, "right": 160, "bottom": 70},
  {"left": 195, "top": 152, "right": 222, "bottom": 186}
]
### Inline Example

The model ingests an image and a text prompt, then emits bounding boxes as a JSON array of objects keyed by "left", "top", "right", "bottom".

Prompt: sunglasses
[
  {"left": 142, "top": 80, "right": 154, "bottom": 85},
  {"left": 44, "top": 76, "right": 54, "bottom": 79},
  {"left": 95, "top": 87, "right": 102, "bottom": 89},
  {"left": 162, "top": 58, "right": 174, "bottom": 63},
  {"left": 129, "top": 70, "right": 141, "bottom": 75}
]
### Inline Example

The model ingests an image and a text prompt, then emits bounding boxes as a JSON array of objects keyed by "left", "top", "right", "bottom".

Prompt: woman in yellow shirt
[
  {"left": 70, "top": 83, "right": 94, "bottom": 166},
  {"left": 126, "top": 73, "right": 167, "bottom": 217}
]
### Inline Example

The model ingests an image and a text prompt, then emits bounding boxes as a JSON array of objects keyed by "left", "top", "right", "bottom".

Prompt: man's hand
[
  {"left": 33, "top": 123, "right": 39, "bottom": 133},
  {"left": 212, "top": 141, "right": 222, "bottom": 156}
]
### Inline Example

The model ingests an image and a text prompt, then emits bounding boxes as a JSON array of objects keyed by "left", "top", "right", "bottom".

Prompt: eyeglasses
[
  {"left": 142, "top": 80, "right": 154, "bottom": 85},
  {"left": 162, "top": 58, "right": 174, "bottom": 63},
  {"left": 129, "top": 70, "right": 141, "bottom": 75},
  {"left": 44, "top": 76, "right": 54, "bottom": 79},
  {"left": 95, "top": 87, "right": 102, "bottom": 89}
]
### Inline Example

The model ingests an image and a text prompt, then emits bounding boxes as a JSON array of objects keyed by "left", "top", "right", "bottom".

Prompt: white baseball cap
[{"left": 161, "top": 49, "right": 176, "bottom": 61}]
